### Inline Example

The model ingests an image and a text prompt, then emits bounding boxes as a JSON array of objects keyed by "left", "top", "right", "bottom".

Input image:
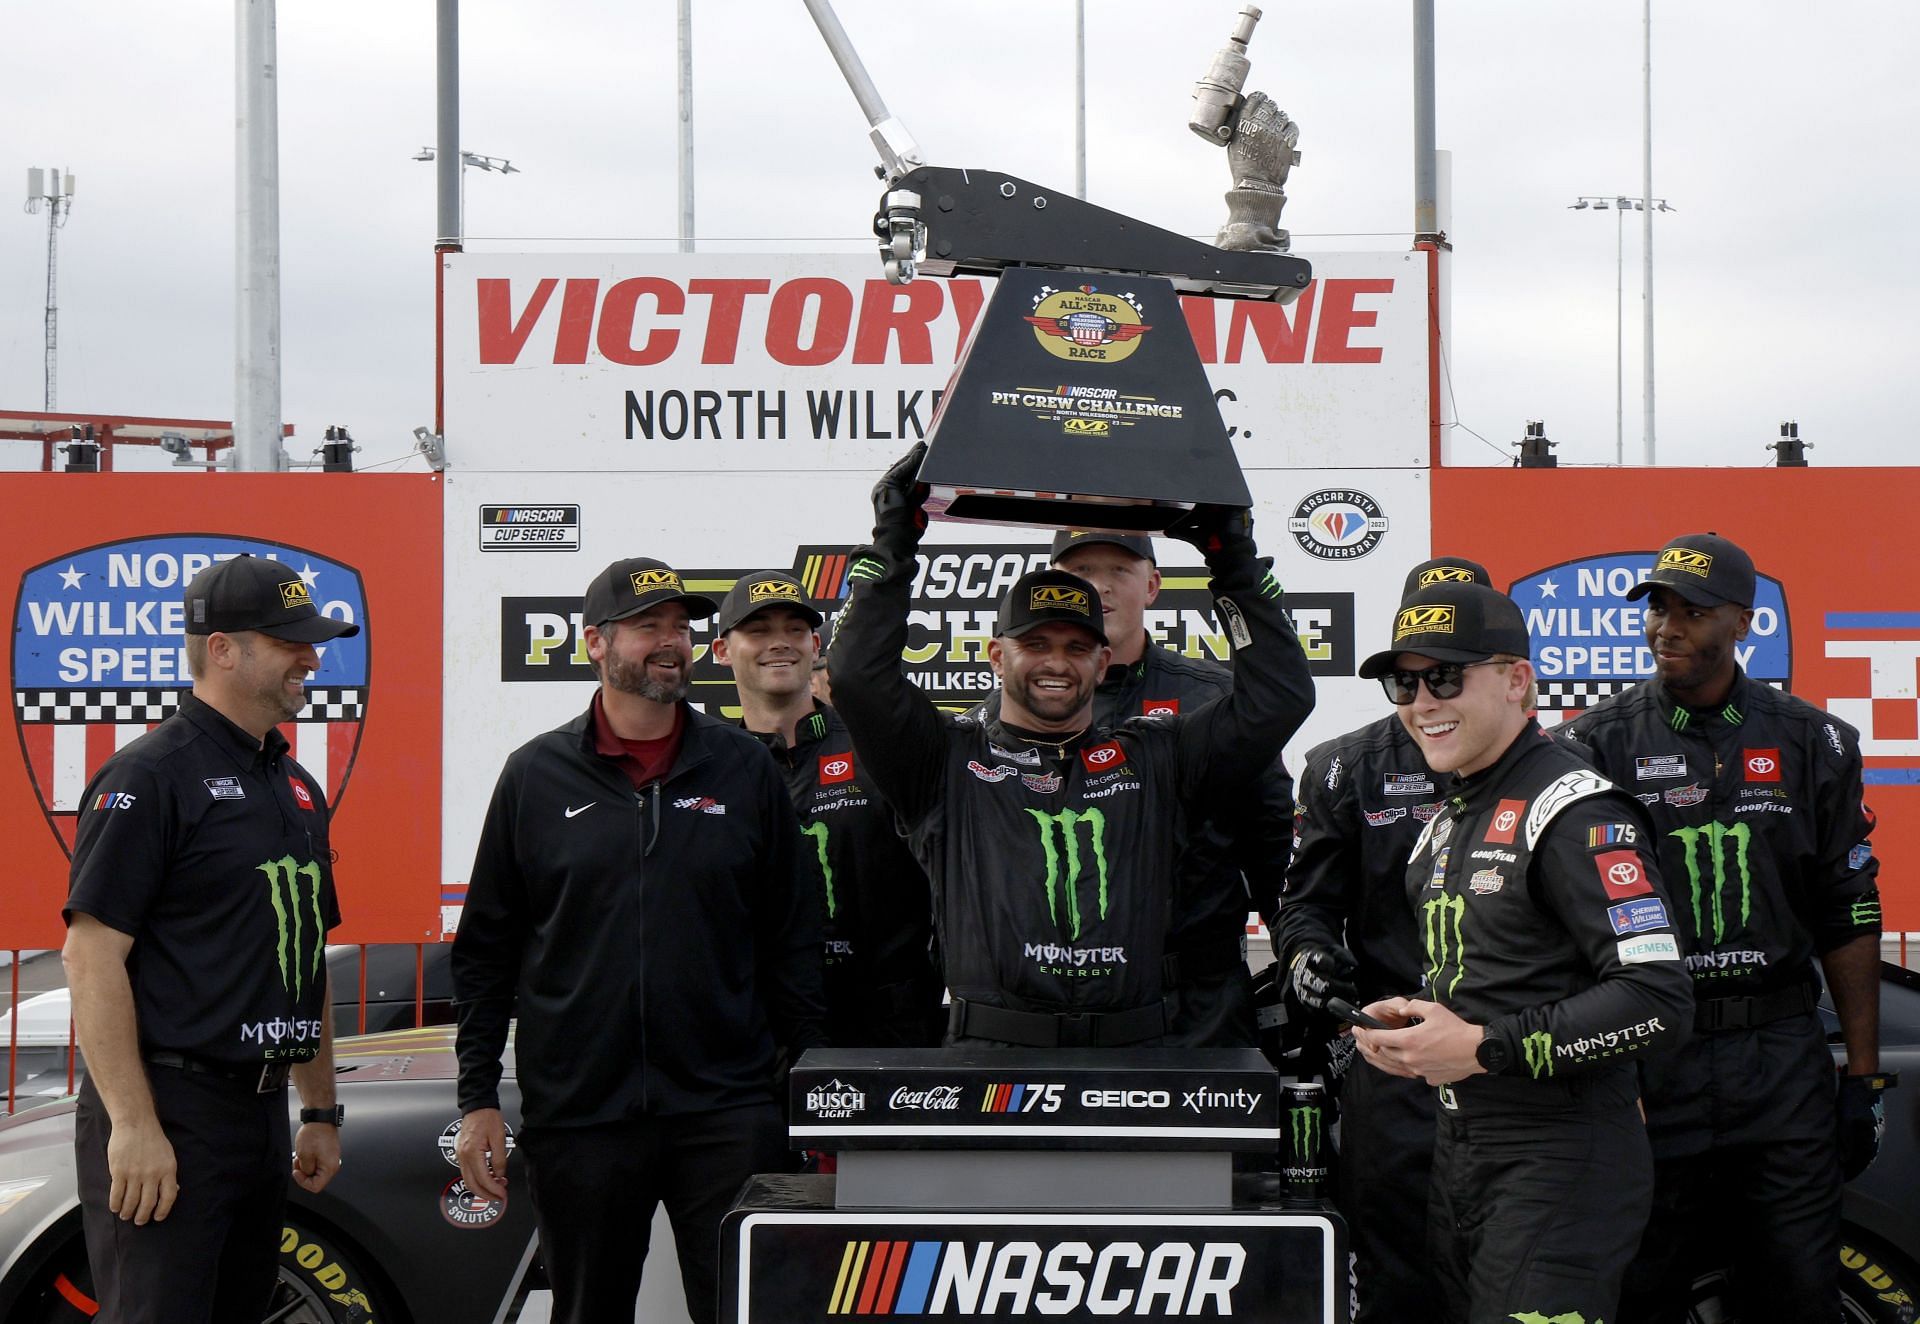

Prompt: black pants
[
  {"left": 520, "top": 1101, "right": 790, "bottom": 1324},
  {"left": 1620, "top": 1016, "right": 1842, "bottom": 1323},
  {"left": 75, "top": 1067, "right": 289, "bottom": 1324},
  {"left": 1166, "top": 964, "right": 1258, "bottom": 1048},
  {"left": 1337, "top": 1058, "right": 1442, "bottom": 1324},
  {"left": 1428, "top": 1070, "right": 1653, "bottom": 1324}
]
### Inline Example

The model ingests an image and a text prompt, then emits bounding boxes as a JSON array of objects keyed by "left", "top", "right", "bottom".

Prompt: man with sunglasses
[
  {"left": 1557, "top": 533, "right": 1886, "bottom": 1323},
  {"left": 1273, "top": 556, "right": 1491, "bottom": 1324},
  {"left": 452, "top": 557, "right": 826, "bottom": 1324},
  {"left": 1350, "top": 582, "right": 1693, "bottom": 1324},
  {"left": 830, "top": 444, "right": 1315, "bottom": 1049}
]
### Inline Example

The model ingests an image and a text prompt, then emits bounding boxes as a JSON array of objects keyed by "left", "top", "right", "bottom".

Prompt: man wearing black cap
[
  {"left": 1557, "top": 533, "right": 1887, "bottom": 1322},
  {"left": 1273, "top": 555, "right": 1491, "bottom": 1324},
  {"left": 1349, "top": 581, "right": 1693, "bottom": 1324},
  {"left": 829, "top": 444, "right": 1315, "bottom": 1048},
  {"left": 62, "top": 553, "right": 355, "bottom": 1322},
  {"left": 452, "top": 557, "right": 825, "bottom": 1324},
  {"left": 970, "top": 528, "right": 1296, "bottom": 1049},
  {"left": 713, "top": 570, "right": 942, "bottom": 1047}
]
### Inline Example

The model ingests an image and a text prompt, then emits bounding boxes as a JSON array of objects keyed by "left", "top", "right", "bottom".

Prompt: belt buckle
[
  {"left": 1056, "top": 1012, "right": 1093, "bottom": 1048},
  {"left": 255, "top": 1062, "right": 286, "bottom": 1094}
]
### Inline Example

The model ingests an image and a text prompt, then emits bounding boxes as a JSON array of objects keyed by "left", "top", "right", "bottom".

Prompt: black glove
[
  {"left": 1836, "top": 1072, "right": 1897, "bottom": 1181},
  {"left": 870, "top": 442, "right": 930, "bottom": 552},
  {"left": 1288, "top": 943, "right": 1360, "bottom": 1014},
  {"left": 1164, "top": 503, "right": 1255, "bottom": 558}
]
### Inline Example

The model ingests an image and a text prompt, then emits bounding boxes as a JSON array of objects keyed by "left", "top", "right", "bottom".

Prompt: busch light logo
[
  {"left": 1508, "top": 553, "right": 1789, "bottom": 715},
  {"left": 13, "top": 537, "right": 369, "bottom": 853},
  {"left": 806, "top": 1078, "right": 867, "bottom": 1120}
]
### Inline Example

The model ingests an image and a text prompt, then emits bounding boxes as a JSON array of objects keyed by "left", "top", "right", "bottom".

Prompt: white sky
[{"left": 4, "top": 1, "right": 1915, "bottom": 471}]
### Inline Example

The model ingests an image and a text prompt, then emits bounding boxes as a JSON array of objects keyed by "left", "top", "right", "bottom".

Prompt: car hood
[{"left": 332, "top": 1023, "right": 517, "bottom": 1082}]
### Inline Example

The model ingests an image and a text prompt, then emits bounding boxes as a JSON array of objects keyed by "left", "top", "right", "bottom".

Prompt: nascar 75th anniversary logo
[{"left": 12, "top": 537, "right": 369, "bottom": 852}]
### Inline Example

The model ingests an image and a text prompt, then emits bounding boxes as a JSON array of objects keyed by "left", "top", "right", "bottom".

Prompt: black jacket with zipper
[{"left": 452, "top": 701, "right": 826, "bottom": 1128}]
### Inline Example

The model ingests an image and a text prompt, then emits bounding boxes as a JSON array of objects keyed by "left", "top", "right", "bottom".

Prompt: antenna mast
[{"left": 25, "top": 167, "right": 75, "bottom": 410}]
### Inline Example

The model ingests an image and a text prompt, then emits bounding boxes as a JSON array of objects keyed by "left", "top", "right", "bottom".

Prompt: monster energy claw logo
[
  {"left": 257, "top": 856, "right": 325, "bottom": 999},
  {"left": 801, "top": 821, "right": 836, "bottom": 918},
  {"left": 1026, "top": 807, "right": 1110, "bottom": 941},
  {"left": 1669, "top": 821, "right": 1752, "bottom": 943},
  {"left": 1522, "top": 1030, "right": 1555, "bottom": 1079},
  {"left": 1288, "top": 1104, "right": 1322, "bottom": 1160},
  {"left": 1422, "top": 894, "right": 1466, "bottom": 998}
]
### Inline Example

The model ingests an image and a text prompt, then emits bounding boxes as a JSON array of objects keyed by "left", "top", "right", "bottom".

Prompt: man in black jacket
[
  {"left": 1558, "top": 533, "right": 1887, "bottom": 1323},
  {"left": 1352, "top": 582, "right": 1694, "bottom": 1324},
  {"left": 712, "top": 568, "right": 943, "bottom": 1046},
  {"left": 452, "top": 556, "right": 826, "bottom": 1324},
  {"left": 829, "top": 444, "right": 1315, "bottom": 1048},
  {"left": 1272, "top": 555, "right": 1491, "bottom": 1324}
]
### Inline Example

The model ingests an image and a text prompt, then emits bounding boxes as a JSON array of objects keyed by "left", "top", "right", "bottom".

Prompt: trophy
[{"left": 803, "top": 1, "right": 1309, "bottom": 533}]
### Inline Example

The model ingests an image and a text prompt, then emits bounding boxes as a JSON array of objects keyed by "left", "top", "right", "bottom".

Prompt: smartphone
[{"left": 1325, "top": 996, "right": 1390, "bottom": 1031}]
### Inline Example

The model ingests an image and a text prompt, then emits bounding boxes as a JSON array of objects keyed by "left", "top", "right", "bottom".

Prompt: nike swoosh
[{"left": 564, "top": 803, "right": 596, "bottom": 819}]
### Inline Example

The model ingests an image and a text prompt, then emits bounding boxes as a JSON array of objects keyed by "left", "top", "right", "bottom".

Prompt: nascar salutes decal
[{"left": 1595, "top": 850, "right": 1653, "bottom": 899}]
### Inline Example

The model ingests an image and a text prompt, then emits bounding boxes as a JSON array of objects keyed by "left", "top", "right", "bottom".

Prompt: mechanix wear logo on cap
[
  {"left": 257, "top": 855, "right": 326, "bottom": 999},
  {"left": 1030, "top": 585, "right": 1092, "bottom": 615},
  {"left": 631, "top": 568, "right": 683, "bottom": 595},
  {"left": 1394, "top": 604, "right": 1454, "bottom": 641},
  {"left": 1669, "top": 821, "right": 1753, "bottom": 943},
  {"left": 1417, "top": 566, "right": 1477, "bottom": 587},
  {"left": 747, "top": 578, "right": 801, "bottom": 603},
  {"left": 1656, "top": 547, "right": 1714, "bottom": 578},
  {"left": 1026, "top": 807, "right": 1110, "bottom": 941},
  {"left": 279, "top": 578, "right": 313, "bottom": 610}
]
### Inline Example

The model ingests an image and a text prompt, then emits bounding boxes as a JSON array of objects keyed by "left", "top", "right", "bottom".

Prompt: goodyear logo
[
  {"left": 1062, "top": 417, "right": 1111, "bottom": 436},
  {"left": 1657, "top": 547, "right": 1713, "bottom": 578},
  {"left": 747, "top": 579, "right": 801, "bottom": 604},
  {"left": 279, "top": 579, "right": 313, "bottom": 610},
  {"left": 1394, "top": 604, "right": 1455, "bottom": 641},
  {"left": 1418, "top": 566, "right": 1476, "bottom": 587},
  {"left": 1031, "top": 585, "right": 1091, "bottom": 616},
  {"left": 631, "top": 568, "right": 683, "bottom": 595}
]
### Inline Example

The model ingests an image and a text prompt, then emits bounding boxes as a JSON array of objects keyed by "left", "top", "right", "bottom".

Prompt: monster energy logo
[
  {"left": 1422, "top": 894, "right": 1466, "bottom": 998},
  {"left": 1288, "top": 1105, "right": 1322, "bottom": 1161},
  {"left": 1026, "top": 807, "right": 1110, "bottom": 941},
  {"left": 1669, "top": 821, "right": 1752, "bottom": 943},
  {"left": 1850, "top": 898, "right": 1881, "bottom": 926},
  {"left": 801, "top": 821, "right": 836, "bottom": 918},
  {"left": 257, "top": 856, "right": 325, "bottom": 999},
  {"left": 847, "top": 555, "right": 885, "bottom": 582},
  {"left": 1522, "top": 1031, "right": 1555, "bottom": 1079}
]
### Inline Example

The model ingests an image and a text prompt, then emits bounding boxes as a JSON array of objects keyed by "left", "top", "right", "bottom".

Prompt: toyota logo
[
  {"left": 824, "top": 759, "right": 851, "bottom": 777},
  {"left": 1087, "top": 747, "right": 1118, "bottom": 765},
  {"left": 1748, "top": 756, "right": 1776, "bottom": 775},
  {"left": 1607, "top": 861, "right": 1641, "bottom": 888},
  {"left": 1494, "top": 810, "right": 1517, "bottom": 832}
]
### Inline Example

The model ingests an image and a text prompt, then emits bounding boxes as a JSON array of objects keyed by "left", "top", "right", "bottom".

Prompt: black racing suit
[
  {"left": 748, "top": 702, "right": 944, "bottom": 1047},
  {"left": 1405, "top": 722, "right": 1694, "bottom": 1324},
  {"left": 975, "top": 641, "right": 1296, "bottom": 1047},
  {"left": 1559, "top": 672, "right": 1881, "bottom": 1322},
  {"left": 829, "top": 526, "right": 1314, "bottom": 1047},
  {"left": 1274, "top": 715, "right": 1446, "bottom": 1323}
]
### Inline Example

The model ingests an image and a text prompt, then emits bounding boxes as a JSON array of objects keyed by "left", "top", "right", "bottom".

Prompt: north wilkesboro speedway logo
[
  {"left": 1508, "top": 553, "right": 1790, "bottom": 714},
  {"left": 497, "top": 543, "right": 1356, "bottom": 707},
  {"left": 12, "top": 537, "right": 369, "bottom": 853}
]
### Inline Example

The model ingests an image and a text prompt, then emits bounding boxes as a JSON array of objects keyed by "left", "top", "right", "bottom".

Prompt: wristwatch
[
  {"left": 299, "top": 1105, "right": 346, "bottom": 1127},
  {"left": 1474, "top": 1030, "right": 1511, "bottom": 1075}
]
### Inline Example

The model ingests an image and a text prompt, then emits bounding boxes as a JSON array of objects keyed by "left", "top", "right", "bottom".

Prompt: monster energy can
[{"left": 1280, "top": 1080, "right": 1329, "bottom": 1203}]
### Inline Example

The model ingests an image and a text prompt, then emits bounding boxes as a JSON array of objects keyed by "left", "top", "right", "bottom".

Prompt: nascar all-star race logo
[
  {"left": 13, "top": 536, "right": 369, "bottom": 852},
  {"left": 1024, "top": 284, "right": 1151, "bottom": 363},
  {"left": 1510, "top": 553, "right": 1790, "bottom": 716},
  {"left": 1288, "top": 488, "right": 1390, "bottom": 560}
]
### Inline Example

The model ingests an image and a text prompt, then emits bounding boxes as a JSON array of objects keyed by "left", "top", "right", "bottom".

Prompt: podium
[{"left": 720, "top": 1047, "right": 1341, "bottom": 1323}]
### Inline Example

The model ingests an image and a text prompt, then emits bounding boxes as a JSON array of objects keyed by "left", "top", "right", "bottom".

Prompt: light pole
[
  {"left": 1570, "top": 194, "right": 1673, "bottom": 465},
  {"left": 412, "top": 147, "right": 519, "bottom": 240}
]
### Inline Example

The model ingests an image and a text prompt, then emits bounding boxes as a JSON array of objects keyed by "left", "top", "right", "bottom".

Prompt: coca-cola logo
[{"left": 889, "top": 1085, "right": 964, "bottom": 1111}]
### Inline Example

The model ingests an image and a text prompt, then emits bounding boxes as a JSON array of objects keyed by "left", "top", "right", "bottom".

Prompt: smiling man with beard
[{"left": 452, "top": 556, "right": 825, "bottom": 1324}]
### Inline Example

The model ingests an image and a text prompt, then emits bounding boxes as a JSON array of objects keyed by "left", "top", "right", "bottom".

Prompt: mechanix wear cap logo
[
  {"left": 1657, "top": 547, "right": 1713, "bottom": 578},
  {"left": 582, "top": 556, "right": 717, "bottom": 626},
  {"left": 748, "top": 578, "right": 797, "bottom": 603},
  {"left": 714, "top": 568, "right": 823, "bottom": 635},
  {"left": 1030, "top": 585, "right": 1091, "bottom": 615},
  {"left": 634, "top": 569, "right": 680, "bottom": 594},
  {"left": 1394, "top": 604, "right": 1454, "bottom": 641},
  {"left": 278, "top": 578, "right": 313, "bottom": 610},
  {"left": 1400, "top": 555, "right": 1492, "bottom": 599}
]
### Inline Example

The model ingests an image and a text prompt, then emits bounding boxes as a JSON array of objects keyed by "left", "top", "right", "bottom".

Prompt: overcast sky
[{"left": 4, "top": 1, "right": 1915, "bottom": 471}]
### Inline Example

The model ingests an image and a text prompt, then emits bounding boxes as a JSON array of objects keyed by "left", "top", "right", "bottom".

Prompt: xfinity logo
[
  {"left": 890, "top": 1085, "right": 963, "bottom": 1112},
  {"left": 1182, "top": 1087, "right": 1264, "bottom": 1116},
  {"left": 805, "top": 1078, "right": 867, "bottom": 1120}
]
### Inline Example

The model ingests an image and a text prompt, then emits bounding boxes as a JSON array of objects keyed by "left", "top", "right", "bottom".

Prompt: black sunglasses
[{"left": 1380, "top": 659, "right": 1504, "bottom": 705}]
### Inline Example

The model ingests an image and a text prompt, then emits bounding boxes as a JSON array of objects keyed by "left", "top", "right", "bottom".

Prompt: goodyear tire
[{"left": 1840, "top": 1233, "right": 1920, "bottom": 1324}]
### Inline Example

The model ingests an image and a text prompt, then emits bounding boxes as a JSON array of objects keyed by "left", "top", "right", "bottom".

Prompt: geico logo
[
  {"left": 475, "top": 273, "right": 1398, "bottom": 368},
  {"left": 748, "top": 579, "right": 797, "bottom": 602},
  {"left": 1080, "top": 1089, "right": 1171, "bottom": 1109},
  {"left": 1030, "top": 586, "right": 1090, "bottom": 614},
  {"left": 826, "top": 1239, "right": 1247, "bottom": 1315},
  {"left": 1657, "top": 548, "right": 1713, "bottom": 576},
  {"left": 631, "top": 569, "right": 682, "bottom": 594},
  {"left": 1394, "top": 604, "right": 1454, "bottom": 639}
]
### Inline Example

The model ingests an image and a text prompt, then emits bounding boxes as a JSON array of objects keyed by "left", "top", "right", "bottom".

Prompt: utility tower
[{"left": 25, "top": 168, "right": 76, "bottom": 411}]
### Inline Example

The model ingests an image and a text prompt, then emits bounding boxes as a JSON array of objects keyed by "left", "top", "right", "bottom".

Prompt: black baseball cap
[
  {"left": 1049, "top": 529, "right": 1156, "bottom": 565},
  {"left": 996, "top": 569, "right": 1108, "bottom": 645},
  {"left": 1359, "top": 583, "right": 1530, "bottom": 679},
  {"left": 715, "top": 569, "right": 825, "bottom": 635},
  {"left": 1401, "top": 556, "right": 1493, "bottom": 599},
  {"left": 582, "top": 557, "right": 718, "bottom": 627},
  {"left": 1624, "top": 533, "right": 1756, "bottom": 609},
  {"left": 183, "top": 555, "right": 360, "bottom": 643}
]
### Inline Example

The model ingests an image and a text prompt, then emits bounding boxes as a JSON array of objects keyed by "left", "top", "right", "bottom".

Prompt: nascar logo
[
  {"left": 826, "top": 1239, "right": 1245, "bottom": 1316},
  {"left": 1394, "top": 604, "right": 1454, "bottom": 641},
  {"left": 1656, "top": 547, "right": 1713, "bottom": 577},
  {"left": 630, "top": 568, "right": 683, "bottom": 594},
  {"left": 1030, "top": 585, "right": 1091, "bottom": 615},
  {"left": 747, "top": 579, "right": 801, "bottom": 603}
]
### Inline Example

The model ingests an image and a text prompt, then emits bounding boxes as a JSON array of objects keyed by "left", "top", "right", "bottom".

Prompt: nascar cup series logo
[
  {"left": 1024, "top": 284, "right": 1151, "bottom": 363},
  {"left": 1508, "top": 553, "right": 1790, "bottom": 714},
  {"left": 1288, "top": 489, "right": 1389, "bottom": 560},
  {"left": 12, "top": 537, "right": 369, "bottom": 852}
]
